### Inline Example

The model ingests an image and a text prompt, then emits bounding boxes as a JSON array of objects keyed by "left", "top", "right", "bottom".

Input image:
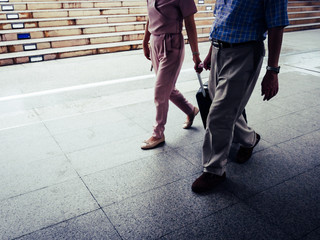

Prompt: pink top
[{"left": 147, "top": 0, "right": 197, "bottom": 35}]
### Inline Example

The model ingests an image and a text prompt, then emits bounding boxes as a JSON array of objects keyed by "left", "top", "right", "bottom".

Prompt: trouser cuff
[{"left": 203, "top": 166, "right": 226, "bottom": 176}]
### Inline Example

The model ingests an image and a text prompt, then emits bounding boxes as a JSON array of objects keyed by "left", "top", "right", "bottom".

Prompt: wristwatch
[{"left": 266, "top": 66, "right": 280, "bottom": 74}]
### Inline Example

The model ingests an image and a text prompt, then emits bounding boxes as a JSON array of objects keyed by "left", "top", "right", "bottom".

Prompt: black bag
[{"left": 196, "top": 73, "right": 247, "bottom": 129}]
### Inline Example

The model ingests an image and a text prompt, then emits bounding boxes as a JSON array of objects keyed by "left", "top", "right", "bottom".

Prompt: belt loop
[{"left": 163, "top": 33, "right": 172, "bottom": 58}]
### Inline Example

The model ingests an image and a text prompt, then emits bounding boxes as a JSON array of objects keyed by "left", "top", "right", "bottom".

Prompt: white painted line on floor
[{"left": 0, "top": 68, "right": 195, "bottom": 102}]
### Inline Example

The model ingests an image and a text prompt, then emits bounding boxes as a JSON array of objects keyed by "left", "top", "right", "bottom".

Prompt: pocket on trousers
[{"left": 170, "top": 34, "right": 182, "bottom": 50}]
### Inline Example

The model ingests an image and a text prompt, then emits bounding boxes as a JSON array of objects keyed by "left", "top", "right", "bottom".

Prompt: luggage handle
[{"left": 197, "top": 72, "right": 206, "bottom": 98}]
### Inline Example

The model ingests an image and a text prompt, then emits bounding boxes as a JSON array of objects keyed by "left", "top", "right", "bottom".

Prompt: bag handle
[{"left": 196, "top": 72, "right": 206, "bottom": 98}]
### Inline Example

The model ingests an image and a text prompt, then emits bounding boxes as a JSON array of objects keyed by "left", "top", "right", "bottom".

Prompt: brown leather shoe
[
  {"left": 191, "top": 172, "right": 226, "bottom": 193},
  {"left": 183, "top": 107, "right": 199, "bottom": 129},
  {"left": 236, "top": 133, "right": 260, "bottom": 164}
]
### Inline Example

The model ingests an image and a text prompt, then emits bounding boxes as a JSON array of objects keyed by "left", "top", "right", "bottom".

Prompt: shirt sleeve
[
  {"left": 179, "top": 0, "right": 197, "bottom": 18},
  {"left": 265, "top": 0, "right": 289, "bottom": 28}
]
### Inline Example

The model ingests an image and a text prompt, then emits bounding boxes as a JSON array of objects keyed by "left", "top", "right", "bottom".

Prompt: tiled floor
[{"left": 0, "top": 29, "right": 320, "bottom": 240}]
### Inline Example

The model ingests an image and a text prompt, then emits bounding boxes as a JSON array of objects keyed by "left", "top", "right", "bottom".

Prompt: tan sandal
[
  {"left": 183, "top": 107, "right": 199, "bottom": 129},
  {"left": 141, "top": 136, "right": 165, "bottom": 150}
]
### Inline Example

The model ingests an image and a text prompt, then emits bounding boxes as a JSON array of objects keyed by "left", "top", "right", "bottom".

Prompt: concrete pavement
[{"left": 0, "top": 29, "right": 320, "bottom": 240}]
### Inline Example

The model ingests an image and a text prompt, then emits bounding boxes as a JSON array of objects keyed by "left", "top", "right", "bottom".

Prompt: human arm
[
  {"left": 261, "top": 26, "right": 285, "bottom": 101},
  {"left": 203, "top": 45, "right": 212, "bottom": 70},
  {"left": 143, "top": 20, "right": 151, "bottom": 60},
  {"left": 184, "top": 14, "right": 202, "bottom": 73}
]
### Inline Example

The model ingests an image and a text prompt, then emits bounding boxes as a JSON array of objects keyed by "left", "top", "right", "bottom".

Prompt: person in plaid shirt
[{"left": 192, "top": 0, "right": 289, "bottom": 193}]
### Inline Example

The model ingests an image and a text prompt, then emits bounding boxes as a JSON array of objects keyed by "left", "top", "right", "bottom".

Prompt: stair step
[
  {"left": 290, "top": 16, "right": 320, "bottom": 25},
  {"left": 2, "top": 0, "right": 125, "bottom": 2},
  {"left": 288, "top": 5, "right": 320, "bottom": 12},
  {"left": 0, "top": 1, "right": 212, "bottom": 13},
  {"left": 0, "top": 33, "right": 210, "bottom": 66},
  {"left": 0, "top": 6, "right": 148, "bottom": 19},
  {"left": 0, "top": 24, "right": 212, "bottom": 53},
  {"left": 288, "top": 1, "right": 320, "bottom": 7},
  {"left": 289, "top": 10, "right": 320, "bottom": 18},
  {"left": 0, "top": 1, "right": 147, "bottom": 11},
  {"left": 0, "top": 22, "right": 147, "bottom": 39},
  {"left": 0, "top": 14, "right": 149, "bottom": 29},
  {"left": 0, "top": 15, "right": 213, "bottom": 39},
  {"left": 0, "top": 7, "right": 213, "bottom": 19},
  {"left": 285, "top": 22, "right": 320, "bottom": 32},
  {"left": 0, "top": 14, "right": 214, "bottom": 29}
]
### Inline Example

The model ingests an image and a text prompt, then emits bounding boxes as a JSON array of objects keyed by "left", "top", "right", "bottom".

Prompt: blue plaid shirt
[{"left": 210, "top": 0, "right": 289, "bottom": 43}]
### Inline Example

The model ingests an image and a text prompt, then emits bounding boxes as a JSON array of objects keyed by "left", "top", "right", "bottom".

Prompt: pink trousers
[{"left": 150, "top": 33, "right": 194, "bottom": 138}]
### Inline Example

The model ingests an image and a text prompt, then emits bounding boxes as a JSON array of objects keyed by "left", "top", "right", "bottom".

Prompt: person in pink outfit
[{"left": 141, "top": 0, "right": 202, "bottom": 150}]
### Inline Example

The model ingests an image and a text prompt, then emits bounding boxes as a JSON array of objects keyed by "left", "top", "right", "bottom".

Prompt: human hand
[
  {"left": 261, "top": 71, "right": 279, "bottom": 101},
  {"left": 143, "top": 42, "right": 151, "bottom": 60},
  {"left": 193, "top": 54, "right": 203, "bottom": 73},
  {"left": 203, "top": 51, "right": 211, "bottom": 70}
]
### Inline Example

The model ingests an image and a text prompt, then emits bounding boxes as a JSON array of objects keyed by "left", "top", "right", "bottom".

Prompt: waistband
[
  {"left": 152, "top": 33, "right": 182, "bottom": 58},
  {"left": 212, "top": 39, "right": 258, "bottom": 48}
]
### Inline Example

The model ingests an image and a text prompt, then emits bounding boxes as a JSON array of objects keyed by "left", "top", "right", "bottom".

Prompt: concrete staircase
[
  {"left": 286, "top": 0, "right": 320, "bottom": 32},
  {"left": 0, "top": 0, "right": 214, "bottom": 66},
  {"left": 0, "top": 0, "right": 319, "bottom": 66}
]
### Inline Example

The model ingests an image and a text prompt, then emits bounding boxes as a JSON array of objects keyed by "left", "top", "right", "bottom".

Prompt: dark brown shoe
[
  {"left": 236, "top": 133, "right": 260, "bottom": 164},
  {"left": 191, "top": 172, "right": 226, "bottom": 193}
]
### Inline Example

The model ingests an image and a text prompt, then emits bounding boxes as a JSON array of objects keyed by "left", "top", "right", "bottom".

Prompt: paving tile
[
  {"left": 250, "top": 71, "right": 320, "bottom": 111},
  {"left": 0, "top": 122, "right": 51, "bottom": 140},
  {"left": 164, "top": 122, "right": 205, "bottom": 148},
  {"left": 17, "top": 210, "right": 121, "bottom": 240},
  {"left": 0, "top": 123, "right": 63, "bottom": 166},
  {"left": 0, "top": 99, "right": 35, "bottom": 116},
  {"left": 161, "top": 203, "right": 290, "bottom": 240},
  {"left": 298, "top": 89, "right": 320, "bottom": 108},
  {"left": 117, "top": 101, "right": 155, "bottom": 120},
  {"left": 83, "top": 150, "right": 200, "bottom": 207},
  {"left": 296, "top": 105, "right": 320, "bottom": 121},
  {"left": 0, "top": 178, "right": 98, "bottom": 240},
  {"left": 53, "top": 118, "right": 147, "bottom": 153},
  {"left": 279, "top": 71, "right": 320, "bottom": 93},
  {"left": 117, "top": 101, "right": 156, "bottom": 132},
  {"left": 166, "top": 104, "right": 202, "bottom": 129},
  {"left": 0, "top": 155, "right": 78, "bottom": 201},
  {"left": 0, "top": 76, "right": 22, "bottom": 98},
  {"left": 33, "top": 97, "right": 107, "bottom": 121},
  {"left": 224, "top": 146, "right": 309, "bottom": 199},
  {"left": 67, "top": 134, "right": 172, "bottom": 176},
  {"left": 103, "top": 176, "right": 238, "bottom": 240},
  {"left": 44, "top": 108, "right": 128, "bottom": 135},
  {"left": 251, "top": 117, "right": 302, "bottom": 145},
  {"left": 174, "top": 140, "right": 203, "bottom": 166},
  {"left": 245, "top": 100, "right": 293, "bottom": 126},
  {"left": 0, "top": 109, "right": 41, "bottom": 131},
  {"left": 277, "top": 130, "right": 320, "bottom": 168},
  {"left": 117, "top": 100, "right": 205, "bottom": 149},
  {"left": 245, "top": 166, "right": 320, "bottom": 239},
  {"left": 268, "top": 94, "right": 311, "bottom": 113},
  {"left": 32, "top": 86, "right": 154, "bottom": 122},
  {"left": 117, "top": 93, "right": 201, "bottom": 134},
  {"left": 301, "top": 228, "right": 320, "bottom": 240},
  {"left": 0, "top": 136, "right": 63, "bottom": 166},
  {"left": 175, "top": 131, "right": 272, "bottom": 166},
  {"left": 268, "top": 112, "right": 320, "bottom": 135}
]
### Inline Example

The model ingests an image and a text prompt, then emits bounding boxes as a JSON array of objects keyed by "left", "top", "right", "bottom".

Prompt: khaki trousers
[{"left": 202, "top": 41, "right": 265, "bottom": 176}]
